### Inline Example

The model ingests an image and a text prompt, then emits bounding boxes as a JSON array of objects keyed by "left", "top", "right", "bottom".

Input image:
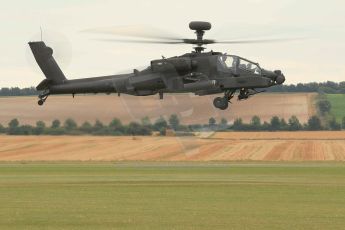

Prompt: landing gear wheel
[
  {"left": 38, "top": 99, "right": 44, "bottom": 106},
  {"left": 218, "top": 99, "right": 228, "bottom": 110},
  {"left": 238, "top": 88, "right": 249, "bottom": 100},
  {"left": 213, "top": 97, "right": 229, "bottom": 110}
]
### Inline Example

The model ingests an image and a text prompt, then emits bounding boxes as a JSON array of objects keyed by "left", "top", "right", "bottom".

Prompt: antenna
[{"left": 40, "top": 26, "right": 43, "bottom": 41}]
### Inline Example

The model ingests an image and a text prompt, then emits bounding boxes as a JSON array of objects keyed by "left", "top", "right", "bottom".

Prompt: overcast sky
[{"left": 1, "top": 0, "right": 344, "bottom": 87}]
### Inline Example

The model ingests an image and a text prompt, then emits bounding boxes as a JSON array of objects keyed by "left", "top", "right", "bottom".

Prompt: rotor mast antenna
[
  {"left": 189, "top": 21, "right": 212, "bottom": 53},
  {"left": 40, "top": 26, "right": 43, "bottom": 41}
]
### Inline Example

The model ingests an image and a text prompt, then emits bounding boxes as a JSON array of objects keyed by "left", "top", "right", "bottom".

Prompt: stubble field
[{"left": 0, "top": 131, "right": 344, "bottom": 162}]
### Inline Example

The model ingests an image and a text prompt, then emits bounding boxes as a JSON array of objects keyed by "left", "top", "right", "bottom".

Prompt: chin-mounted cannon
[{"left": 274, "top": 70, "right": 286, "bottom": 85}]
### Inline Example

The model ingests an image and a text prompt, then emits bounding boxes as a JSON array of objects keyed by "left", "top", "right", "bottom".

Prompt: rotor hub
[{"left": 189, "top": 21, "right": 212, "bottom": 53}]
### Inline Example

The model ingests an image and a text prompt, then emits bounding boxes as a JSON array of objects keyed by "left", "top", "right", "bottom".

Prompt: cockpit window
[
  {"left": 238, "top": 58, "right": 261, "bottom": 75},
  {"left": 218, "top": 55, "right": 261, "bottom": 75},
  {"left": 219, "top": 55, "right": 236, "bottom": 69}
]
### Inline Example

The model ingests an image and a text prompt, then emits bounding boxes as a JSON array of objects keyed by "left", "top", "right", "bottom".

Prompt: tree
[
  {"left": 108, "top": 118, "right": 124, "bottom": 134},
  {"left": 64, "top": 118, "right": 77, "bottom": 131},
  {"left": 262, "top": 121, "right": 270, "bottom": 130},
  {"left": 168, "top": 114, "right": 180, "bottom": 130},
  {"left": 127, "top": 122, "right": 140, "bottom": 135},
  {"left": 219, "top": 118, "right": 228, "bottom": 130},
  {"left": 280, "top": 118, "right": 288, "bottom": 130},
  {"left": 153, "top": 116, "right": 168, "bottom": 131},
  {"left": 19, "top": 125, "right": 34, "bottom": 135},
  {"left": 8, "top": 119, "right": 19, "bottom": 129},
  {"left": 44, "top": 122, "right": 65, "bottom": 135},
  {"left": 270, "top": 116, "right": 281, "bottom": 131},
  {"left": 317, "top": 100, "right": 331, "bottom": 115},
  {"left": 288, "top": 116, "right": 302, "bottom": 131},
  {"left": 35, "top": 121, "right": 46, "bottom": 135},
  {"left": 36, "top": 121, "right": 46, "bottom": 129},
  {"left": 208, "top": 117, "right": 216, "bottom": 129},
  {"left": 127, "top": 122, "right": 152, "bottom": 136},
  {"left": 92, "top": 120, "right": 106, "bottom": 135},
  {"left": 0, "top": 123, "right": 5, "bottom": 133},
  {"left": 250, "top": 116, "right": 261, "bottom": 130},
  {"left": 79, "top": 121, "right": 93, "bottom": 133},
  {"left": 94, "top": 120, "right": 104, "bottom": 131},
  {"left": 307, "top": 116, "right": 322, "bottom": 130},
  {"left": 7, "top": 119, "right": 19, "bottom": 135},
  {"left": 141, "top": 116, "right": 152, "bottom": 126},
  {"left": 188, "top": 124, "right": 202, "bottom": 132},
  {"left": 51, "top": 119, "right": 61, "bottom": 129},
  {"left": 232, "top": 118, "right": 243, "bottom": 130},
  {"left": 328, "top": 117, "right": 341, "bottom": 130},
  {"left": 109, "top": 118, "right": 123, "bottom": 129}
]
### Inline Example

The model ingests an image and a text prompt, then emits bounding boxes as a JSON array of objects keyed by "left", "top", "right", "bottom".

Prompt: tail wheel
[{"left": 37, "top": 91, "right": 49, "bottom": 106}]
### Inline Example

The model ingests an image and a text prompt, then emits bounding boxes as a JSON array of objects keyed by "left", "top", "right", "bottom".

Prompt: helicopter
[{"left": 29, "top": 21, "right": 286, "bottom": 110}]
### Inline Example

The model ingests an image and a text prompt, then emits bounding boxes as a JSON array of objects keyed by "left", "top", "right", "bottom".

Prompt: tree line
[
  {"left": 0, "top": 87, "right": 38, "bottom": 96},
  {"left": 267, "top": 81, "right": 345, "bottom": 94},
  {"left": 1, "top": 114, "right": 344, "bottom": 136},
  {"left": 1, "top": 81, "right": 345, "bottom": 96},
  {"left": 230, "top": 115, "right": 344, "bottom": 131},
  {"left": 0, "top": 116, "right": 178, "bottom": 136}
]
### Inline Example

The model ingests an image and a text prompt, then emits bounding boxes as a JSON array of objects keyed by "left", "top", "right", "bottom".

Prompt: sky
[{"left": 0, "top": 0, "right": 344, "bottom": 87}]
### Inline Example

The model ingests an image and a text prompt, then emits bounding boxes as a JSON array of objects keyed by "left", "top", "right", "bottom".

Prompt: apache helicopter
[{"left": 29, "top": 21, "right": 286, "bottom": 110}]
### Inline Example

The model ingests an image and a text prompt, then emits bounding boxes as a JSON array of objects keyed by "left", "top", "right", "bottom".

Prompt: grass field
[
  {"left": 0, "top": 163, "right": 345, "bottom": 229},
  {"left": 326, "top": 94, "right": 345, "bottom": 122}
]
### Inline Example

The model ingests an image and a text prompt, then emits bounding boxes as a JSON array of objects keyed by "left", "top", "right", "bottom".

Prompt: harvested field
[
  {"left": 212, "top": 131, "right": 345, "bottom": 140},
  {"left": 0, "top": 131, "right": 344, "bottom": 162},
  {"left": 0, "top": 93, "right": 315, "bottom": 126}
]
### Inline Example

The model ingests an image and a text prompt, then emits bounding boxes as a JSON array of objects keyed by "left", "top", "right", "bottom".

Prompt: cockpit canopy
[{"left": 217, "top": 55, "right": 262, "bottom": 75}]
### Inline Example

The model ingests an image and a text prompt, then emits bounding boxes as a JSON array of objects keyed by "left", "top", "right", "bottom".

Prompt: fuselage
[
  {"left": 47, "top": 51, "right": 283, "bottom": 96},
  {"left": 29, "top": 41, "right": 285, "bottom": 109}
]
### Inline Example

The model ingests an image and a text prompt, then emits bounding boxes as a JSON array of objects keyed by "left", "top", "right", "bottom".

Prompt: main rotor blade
[
  {"left": 82, "top": 25, "right": 183, "bottom": 41},
  {"left": 94, "top": 37, "right": 303, "bottom": 45},
  {"left": 95, "top": 38, "right": 185, "bottom": 44},
  {"left": 84, "top": 25, "right": 307, "bottom": 46},
  {"left": 215, "top": 37, "right": 306, "bottom": 44}
]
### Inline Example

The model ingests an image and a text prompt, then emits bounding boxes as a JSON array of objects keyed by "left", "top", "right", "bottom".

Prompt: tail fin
[{"left": 29, "top": 41, "right": 67, "bottom": 89}]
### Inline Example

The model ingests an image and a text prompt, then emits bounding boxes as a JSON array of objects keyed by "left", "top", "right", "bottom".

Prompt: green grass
[
  {"left": 0, "top": 163, "right": 345, "bottom": 230},
  {"left": 326, "top": 94, "right": 345, "bottom": 122}
]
